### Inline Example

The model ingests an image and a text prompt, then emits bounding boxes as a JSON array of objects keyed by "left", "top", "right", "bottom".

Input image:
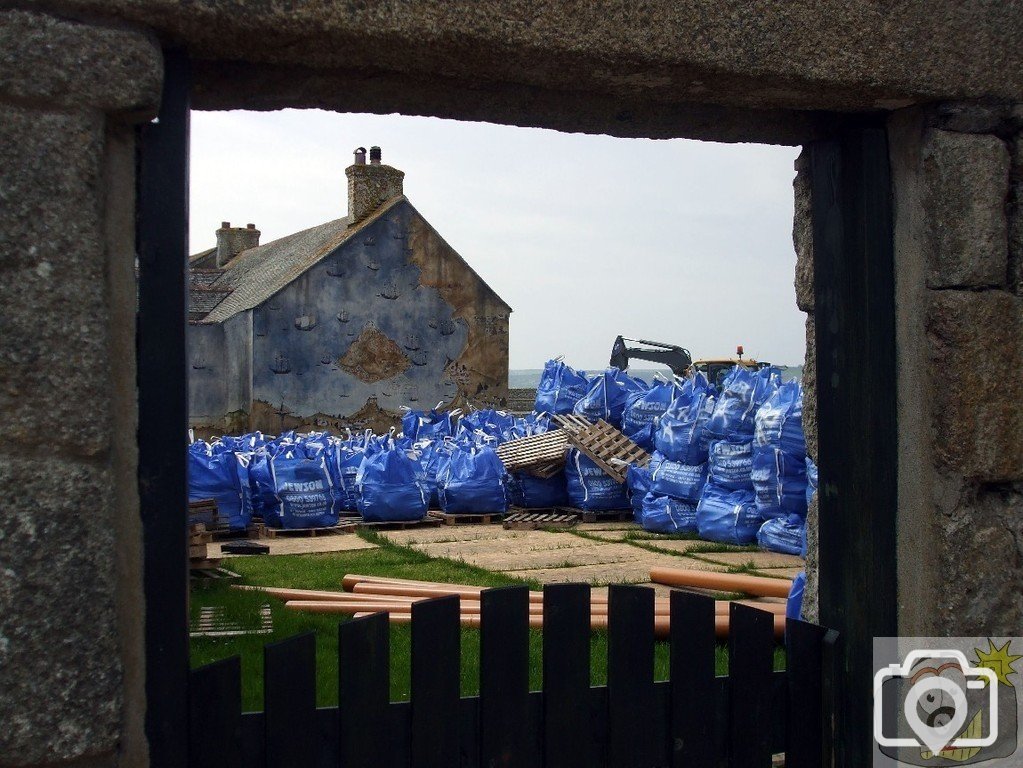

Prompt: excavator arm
[{"left": 609, "top": 336, "right": 692, "bottom": 377}]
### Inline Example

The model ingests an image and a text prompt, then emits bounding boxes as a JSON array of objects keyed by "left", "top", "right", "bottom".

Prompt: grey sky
[{"left": 190, "top": 110, "right": 803, "bottom": 369}]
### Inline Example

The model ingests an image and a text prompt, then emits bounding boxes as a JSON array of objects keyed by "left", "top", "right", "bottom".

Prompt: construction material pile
[{"left": 239, "top": 568, "right": 800, "bottom": 640}]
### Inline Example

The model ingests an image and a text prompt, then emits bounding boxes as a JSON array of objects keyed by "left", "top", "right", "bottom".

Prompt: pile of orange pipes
[{"left": 236, "top": 569, "right": 794, "bottom": 640}]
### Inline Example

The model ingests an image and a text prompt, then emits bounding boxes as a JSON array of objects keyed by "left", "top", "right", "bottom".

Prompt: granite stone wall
[{"left": 0, "top": 9, "right": 161, "bottom": 767}]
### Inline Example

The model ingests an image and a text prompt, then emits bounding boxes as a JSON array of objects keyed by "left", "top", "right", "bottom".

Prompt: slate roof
[{"left": 188, "top": 195, "right": 510, "bottom": 324}]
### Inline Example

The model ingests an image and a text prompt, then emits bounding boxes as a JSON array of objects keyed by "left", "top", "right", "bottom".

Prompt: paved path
[{"left": 213, "top": 519, "right": 804, "bottom": 589}]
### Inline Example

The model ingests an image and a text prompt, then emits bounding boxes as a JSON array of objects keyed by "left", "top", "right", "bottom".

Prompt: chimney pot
[
  {"left": 221, "top": 221, "right": 230, "bottom": 228},
  {"left": 246, "top": 223, "right": 255, "bottom": 229},
  {"left": 354, "top": 147, "right": 367, "bottom": 165},
  {"left": 369, "top": 146, "right": 382, "bottom": 165}
]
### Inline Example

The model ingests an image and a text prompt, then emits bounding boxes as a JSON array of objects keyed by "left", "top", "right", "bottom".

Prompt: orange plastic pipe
[{"left": 649, "top": 567, "right": 793, "bottom": 599}]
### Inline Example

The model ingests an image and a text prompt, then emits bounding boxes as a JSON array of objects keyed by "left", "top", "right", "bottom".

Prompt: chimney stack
[
  {"left": 346, "top": 145, "right": 404, "bottom": 225},
  {"left": 215, "top": 221, "right": 261, "bottom": 267}
]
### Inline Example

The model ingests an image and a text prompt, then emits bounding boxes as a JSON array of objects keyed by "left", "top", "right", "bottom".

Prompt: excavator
[{"left": 610, "top": 336, "right": 769, "bottom": 387}]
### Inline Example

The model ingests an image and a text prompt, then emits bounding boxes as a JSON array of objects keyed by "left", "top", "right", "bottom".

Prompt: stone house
[{"left": 187, "top": 146, "right": 511, "bottom": 436}]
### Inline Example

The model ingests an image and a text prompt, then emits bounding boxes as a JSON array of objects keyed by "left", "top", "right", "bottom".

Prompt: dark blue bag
[
  {"left": 654, "top": 389, "right": 715, "bottom": 464},
  {"left": 356, "top": 441, "right": 429, "bottom": 522},
  {"left": 565, "top": 448, "right": 629, "bottom": 511},
  {"left": 757, "top": 514, "right": 806, "bottom": 555},
  {"left": 402, "top": 408, "right": 456, "bottom": 442},
  {"left": 265, "top": 446, "right": 340, "bottom": 529},
  {"left": 621, "top": 379, "right": 681, "bottom": 436},
  {"left": 572, "top": 368, "right": 640, "bottom": 427},
  {"left": 415, "top": 439, "right": 455, "bottom": 509},
  {"left": 641, "top": 493, "right": 699, "bottom": 534},
  {"left": 805, "top": 457, "right": 818, "bottom": 507},
  {"left": 649, "top": 452, "right": 707, "bottom": 503},
  {"left": 188, "top": 441, "right": 250, "bottom": 529},
  {"left": 708, "top": 438, "right": 754, "bottom": 491},
  {"left": 705, "top": 367, "right": 778, "bottom": 440},
  {"left": 438, "top": 444, "right": 508, "bottom": 513},
  {"left": 786, "top": 571, "right": 806, "bottom": 620},
  {"left": 534, "top": 359, "right": 590, "bottom": 414},
  {"left": 456, "top": 409, "right": 515, "bottom": 442},
  {"left": 751, "top": 446, "right": 808, "bottom": 519},
  {"left": 506, "top": 471, "right": 569, "bottom": 509},
  {"left": 626, "top": 464, "right": 653, "bottom": 521},
  {"left": 754, "top": 380, "right": 806, "bottom": 457},
  {"left": 696, "top": 484, "right": 762, "bottom": 544}
]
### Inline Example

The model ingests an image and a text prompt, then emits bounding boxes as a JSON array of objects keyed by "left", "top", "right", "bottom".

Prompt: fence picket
[
  {"left": 411, "top": 596, "right": 461, "bottom": 768},
  {"left": 189, "top": 656, "right": 242, "bottom": 768},
  {"left": 543, "top": 583, "right": 592, "bottom": 768},
  {"left": 338, "top": 613, "right": 390, "bottom": 768},
  {"left": 729, "top": 603, "right": 775, "bottom": 768},
  {"left": 480, "top": 586, "right": 537, "bottom": 767},
  {"left": 607, "top": 585, "right": 655, "bottom": 768},
  {"left": 670, "top": 591, "right": 718, "bottom": 768},
  {"left": 785, "top": 618, "right": 829, "bottom": 768},
  {"left": 264, "top": 632, "right": 316, "bottom": 768}
]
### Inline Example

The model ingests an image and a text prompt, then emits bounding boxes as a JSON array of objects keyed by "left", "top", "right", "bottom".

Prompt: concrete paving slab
[
  {"left": 575, "top": 521, "right": 640, "bottom": 532},
  {"left": 507, "top": 555, "right": 727, "bottom": 585},
  {"left": 216, "top": 534, "right": 378, "bottom": 557},
  {"left": 417, "top": 540, "right": 651, "bottom": 572},
  {"left": 757, "top": 567, "right": 805, "bottom": 579},
  {"left": 628, "top": 538, "right": 710, "bottom": 555},
  {"left": 692, "top": 551, "right": 805, "bottom": 569},
  {"left": 378, "top": 525, "right": 518, "bottom": 546}
]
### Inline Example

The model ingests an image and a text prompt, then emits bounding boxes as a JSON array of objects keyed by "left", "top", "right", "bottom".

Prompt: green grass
[{"left": 191, "top": 531, "right": 785, "bottom": 712}]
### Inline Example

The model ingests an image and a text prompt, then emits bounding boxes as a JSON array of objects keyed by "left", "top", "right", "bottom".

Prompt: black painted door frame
[{"left": 135, "top": 51, "right": 898, "bottom": 768}]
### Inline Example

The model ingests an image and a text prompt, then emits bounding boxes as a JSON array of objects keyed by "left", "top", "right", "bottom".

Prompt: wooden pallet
[
  {"left": 207, "top": 524, "right": 264, "bottom": 541},
  {"left": 503, "top": 510, "right": 579, "bottom": 530},
  {"left": 257, "top": 521, "right": 358, "bottom": 538},
  {"left": 189, "top": 565, "right": 242, "bottom": 583},
  {"left": 554, "top": 414, "right": 651, "bottom": 483},
  {"left": 428, "top": 510, "right": 505, "bottom": 526},
  {"left": 189, "top": 604, "right": 273, "bottom": 638},
  {"left": 189, "top": 523, "right": 213, "bottom": 560},
  {"left": 495, "top": 429, "right": 569, "bottom": 477},
  {"left": 355, "top": 516, "right": 443, "bottom": 531},
  {"left": 188, "top": 498, "right": 219, "bottom": 526},
  {"left": 578, "top": 508, "right": 635, "bottom": 523}
]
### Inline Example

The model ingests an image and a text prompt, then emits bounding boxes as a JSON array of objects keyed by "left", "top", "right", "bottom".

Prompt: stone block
[
  {"left": 792, "top": 148, "right": 813, "bottom": 312},
  {"left": 926, "top": 290, "right": 1023, "bottom": 480},
  {"left": 0, "top": 9, "right": 161, "bottom": 115},
  {"left": 0, "top": 106, "right": 112, "bottom": 456},
  {"left": 922, "top": 130, "right": 1009, "bottom": 288},
  {"left": 801, "top": 492, "right": 819, "bottom": 623},
  {"left": 0, "top": 455, "right": 121, "bottom": 764},
  {"left": 802, "top": 313, "right": 818, "bottom": 462},
  {"left": 934, "top": 479, "right": 1023, "bottom": 635},
  {"left": 1011, "top": 179, "right": 1023, "bottom": 294},
  {"left": 931, "top": 100, "right": 1017, "bottom": 134}
]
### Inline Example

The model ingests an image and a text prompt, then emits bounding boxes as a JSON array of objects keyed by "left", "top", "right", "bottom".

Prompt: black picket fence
[{"left": 188, "top": 584, "right": 838, "bottom": 768}]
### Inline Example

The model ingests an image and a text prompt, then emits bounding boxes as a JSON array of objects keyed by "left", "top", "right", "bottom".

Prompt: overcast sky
[{"left": 190, "top": 110, "right": 803, "bottom": 369}]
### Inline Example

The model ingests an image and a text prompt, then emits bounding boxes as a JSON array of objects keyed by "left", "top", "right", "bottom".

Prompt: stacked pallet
[
  {"left": 494, "top": 428, "right": 570, "bottom": 477},
  {"left": 554, "top": 414, "right": 650, "bottom": 483},
  {"left": 238, "top": 571, "right": 793, "bottom": 639}
]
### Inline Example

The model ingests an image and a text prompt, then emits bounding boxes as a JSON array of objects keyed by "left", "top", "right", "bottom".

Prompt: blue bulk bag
[
  {"left": 416, "top": 439, "right": 456, "bottom": 509},
  {"left": 626, "top": 464, "right": 653, "bottom": 521},
  {"left": 708, "top": 438, "right": 754, "bottom": 491},
  {"left": 506, "top": 471, "right": 569, "bottom": 509},
  {"left": 334, "top": 441, "right": 367, "bottom": 512},
  {"left": 565, "top": 448, "right": 630, "bottom": 511},
  {"left": 754, "top": 380, "right": 806, "bottom": 457},
  {"left": 641, "top": 493, "right": 699, "bottom": 534},
  {"left": 456, "top": 409, "right": 515, "bottom": 442},
  {"left": 265, "top": 447, "right": 340, "bottom": 529},
  {"left": 402, "top": 408, "right": 456, "bottom": 442},
  {"left": 654, "top": 390, "right": 716, "bottom": 465},
  {"left": 572, "top": 368, "right": 629, "bottom": 426},
  {"left": 625, "top": 422, "right": 657, "bottom": 452},
  {"left": 356, "top": 441, "right": 429, "bottom": 522},
  {"left": 534, "top": 359, "right": 590, "bottom": 414},
  {"left": 649, "top": 452, "right": 707, "bottom": 503},
  {"left": 188, "top": 442, "right": 250, "bottom": 529},
  {"left": 751, "top": 446, "right": 808, "bottom": 519},
  {"left": 696, "top": 484, "right": 762, "bottom": 544},
  {"left": 786, "top": 572, "right": 806, "bottom": 620},
  {"left": 622, "top": 379, "right": 682, "bottom": 435},
  {"left": 438, "top": 445, "right": 508, "bottom": 514},
  {"left": 805, "top": 457, "right": 818, "bottom": 507},
  {"left": 756, "top": 514, "right": 806, "bottom": 555},
  {"left": 705, "top": 367, "right": 778, "bottom": 440}
]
